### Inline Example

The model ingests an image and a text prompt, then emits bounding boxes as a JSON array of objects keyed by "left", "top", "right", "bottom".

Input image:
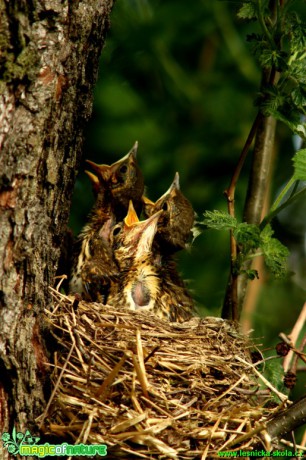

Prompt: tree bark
[{"left": 0, "top": 0, "right": 113, "bottom": 455}]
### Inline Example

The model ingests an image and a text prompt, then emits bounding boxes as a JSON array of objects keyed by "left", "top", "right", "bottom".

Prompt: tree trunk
[{"left": 0, "top": 0, "right": 113, "bottom": 456}]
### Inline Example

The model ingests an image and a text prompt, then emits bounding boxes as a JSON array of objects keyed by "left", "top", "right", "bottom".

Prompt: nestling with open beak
[
  {"left": 108, "top": 201, "right": 194, "bottom": 322},
  {"left": 69, "top": 142, "right": 143, "bottom": 300}
]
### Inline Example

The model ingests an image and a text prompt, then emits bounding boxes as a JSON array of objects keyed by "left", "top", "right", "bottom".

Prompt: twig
[
  {"left": 280, "top": 438, "right": 306, "bottom": 453},
  {"left": 222, "top": 113, "right": 262, "bottom": 320},
  {"left": 235, "top": 355, "right": 288, "bottom": 402},
  {"left": 283, "top": 302, "right": 306, "bottom": 372},
  {"left": 95, "top": 353, "right": 127, "bottom": 400},
  {"left": 37, "top": 340, "right": 76, "bottom": 429}
]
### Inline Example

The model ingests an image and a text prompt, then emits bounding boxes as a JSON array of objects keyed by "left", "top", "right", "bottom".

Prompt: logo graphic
[{"left": 1, "top": 428, "right": 107, "bottom": 457}]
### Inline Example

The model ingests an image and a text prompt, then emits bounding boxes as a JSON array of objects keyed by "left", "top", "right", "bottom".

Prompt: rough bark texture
[{"left": 0, "top": 0, "right": 113, "bottom": 454}]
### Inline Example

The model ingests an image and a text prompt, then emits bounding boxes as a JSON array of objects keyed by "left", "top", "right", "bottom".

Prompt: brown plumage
[
  {"left": 143, "top": 172, "right": 195, "bottom": 254},
  {"left": 108, "top": 202, "right": 194, "bottom": 322},
  {"left": 69, "top": 142, "right": 144, "bottom": 300},
  {"left": 68, "top": 192, "right": 119, "bottom": 302},
  {"left": 86, "top": 141, "right": 144, "bottom": 220},
  {"left": 78, "top": 218, "right": 119, "bottom": 302}
]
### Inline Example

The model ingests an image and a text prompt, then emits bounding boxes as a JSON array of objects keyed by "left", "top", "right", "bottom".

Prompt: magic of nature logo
[{"left": 1, "top": 428, "right": 107, "bottom": 457}]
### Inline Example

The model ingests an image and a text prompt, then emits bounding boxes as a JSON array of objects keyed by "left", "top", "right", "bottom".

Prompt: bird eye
[
  {"left": 162, "top": 202, "right": 168, "bottom": 211},
  {"left": 119, "top": 165, "right": 128, "bottom": 174},
  {"left": 112, "top": 226, "right": 121, "bottom": 236}
]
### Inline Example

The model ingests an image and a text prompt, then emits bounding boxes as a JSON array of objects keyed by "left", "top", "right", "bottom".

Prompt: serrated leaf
[
  {"left": 265, "top": 242, "right": 289, "bottom": 278},
  {"left": 285, "top": 12, "right": 306, "bottom": 49},
  {"left": 293, "top": 149, "right": 306, "bottom": 180},
  {"left": 260, "top": 224, "right": 273, "bottom": 242},
  {"left": 259, "top": 49, "right": 288, "bottom": 71},
  {"left": 291, "top": 86, "right": 306, "bottom": 108},
  {"left": 202, "top": 210, "right": 237, "bottom": 231},
  {"left": 234, "top": 223, "right": 261, "bottom": 248},
  {"left": 260, "top": 226, "right": 289, "bottom": 278},
  {"left": 263, "top": 108, "right": 306, "bottom": 139},
  {"left": 237, "top": 3, "right": 257, "bottom": 20}
]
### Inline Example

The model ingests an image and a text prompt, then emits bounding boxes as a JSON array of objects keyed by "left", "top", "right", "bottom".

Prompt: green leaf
[
  {"left": 237, "top": 3, "right": 257, "bottom": 20},
  {"left": 260, "top": 225, "right": 289, "bottom": 278},
  {"left": 202, "top": 210, "right": 237, "bottom": 230},
  {"left": 293, "top": 149, "right": 306, "bottom": 180},
  {"left": 264, "top": 357, "right": 289, "bottom": 396},
  {"left": 285, "top": 11, "right": 306, "bottom": 50},
  {"left": 259, "top": 49, "right": 288, "bottom": 71},
  {"left": 234, "top": 223, "right": 261, "bottom": 248},
  {"left": 263, "top": 108, "right": 306, "bottom": 139},
  {"left": 291, "top": 85, "right": 306, "bottom": 108},
  {"left": 260, "top": 223, "right": 273, "bottom": 242},
  {"left": 240, "top": 268, "right": 259, "bottom": 280}
]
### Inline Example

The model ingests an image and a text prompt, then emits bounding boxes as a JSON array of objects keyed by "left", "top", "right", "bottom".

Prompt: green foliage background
[{"left": 70, "top": 0, "right": 306, "bottom": 398}]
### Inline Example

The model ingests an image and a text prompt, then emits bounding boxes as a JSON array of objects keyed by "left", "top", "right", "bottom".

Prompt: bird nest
[{"left": 43, "top": 289, "right": 288, "bottom": 459}]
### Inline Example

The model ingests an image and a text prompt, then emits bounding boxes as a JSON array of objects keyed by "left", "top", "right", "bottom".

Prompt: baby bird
[
  {"left": 108, "top": 203, "right": 162, "bottom": 312},
  {"left": 69, "top": 186, "right": 119, "bottom": 302},
  {"left": 86, "top": 141, "right": 144, "bottom": 220},
  {"left": 109, "top": 202, "right": 194, "bottom": 322},
  {"left": 78, "top": 218, "right": 119, "bottom": 302},
  {"left": 69, "top": 143, "right": 144, "bottom": 300},
  {"left": 143, "top": 172, "right": 195, "bottom": 254}
]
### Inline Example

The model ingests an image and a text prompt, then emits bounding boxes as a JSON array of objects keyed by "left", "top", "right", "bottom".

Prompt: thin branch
[
  {"left": 222, "top": 113, "right": 262, "bottom": 320},
  {"left": 283, "top": 302, "right": 306, "bottom": 372}
]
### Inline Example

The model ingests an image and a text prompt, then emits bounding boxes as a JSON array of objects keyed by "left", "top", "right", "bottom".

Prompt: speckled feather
[
  {"left": 69, "top": 143, "right": 144, "bottom": 301},
  {"left": 143, "top": 172, "right": 195, "bottom": 253},
  {"left": 108, "top": 202, "right": 194, "bottom": 322}
]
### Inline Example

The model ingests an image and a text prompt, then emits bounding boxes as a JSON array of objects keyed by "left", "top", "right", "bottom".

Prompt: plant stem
[
  {"left": 222, "top": 113, "right": 262, "bottom": 320},
  {"left": 260, "top": 181, "right": 306, "bottom": 229},
  {"left": 257, "top": 0, "right": 274, "bottom": 46},
  {"left": 237, "top": 114, "right": 277, "bottom": 315},
  {"left": 270, "top": 176, "right": 296, "bottom": 213}
]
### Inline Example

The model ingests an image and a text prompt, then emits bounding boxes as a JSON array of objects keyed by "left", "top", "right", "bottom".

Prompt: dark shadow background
[{"left": 70, "top": 0, "right": 305, "bottom": 405}]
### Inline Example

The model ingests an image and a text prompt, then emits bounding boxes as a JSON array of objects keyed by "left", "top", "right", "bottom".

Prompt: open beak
[{"left": 124, "top": 201, "right": 140, "bottom": 226}]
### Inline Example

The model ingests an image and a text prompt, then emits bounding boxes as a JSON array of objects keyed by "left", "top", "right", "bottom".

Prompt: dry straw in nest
[{"left": 42, "top": 289, "right": 289, "bottom": 459}]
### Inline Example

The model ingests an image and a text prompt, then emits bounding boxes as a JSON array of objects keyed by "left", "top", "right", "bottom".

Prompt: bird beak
[
  {"left": 136, "top": 210, "right": 163, "bottom": 256},
  {"left": 110, "top": 141, "right": 139, "bottom": 173},
  {"left": 128, "top": 140, "right": 138, "bottom": 159},
  {"left": 85, "top": 160, "right": 111, "bottom": 181},
  {"left": 142, "top": 195, "right": 155, "bottom": 206},
  {"left": 84, "top": 170, "right": 100, "bottom": 194},
  {"left": 168, "top": 172, "right": 180, "bottom": 197},
  {"left": 156, "top": 172, "right": 180, "bottom": 204},
  {"left": 171, "top": 172, "right": 180, "bottom": 191},
  {"left": 124, "top": 201, "right": 139, "bottom": 226}
]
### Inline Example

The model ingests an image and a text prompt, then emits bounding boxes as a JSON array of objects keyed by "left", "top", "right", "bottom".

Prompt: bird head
[
  {"left": 143, "top": 173, "right": 195, "bottom": 251},
  {"left": 155, "top": 172, "right": 181, "bottom": 215},
  {"left": 85, "top": 142, "right": 144, "bottom": 209},
  {"left": 113, "top": 201, "right": 162, "bottom": 262}
]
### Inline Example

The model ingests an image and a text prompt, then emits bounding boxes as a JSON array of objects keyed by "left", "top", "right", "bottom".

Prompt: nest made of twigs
[{"left": 42, "top": 289, "right": 289, "bottom": 459}]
